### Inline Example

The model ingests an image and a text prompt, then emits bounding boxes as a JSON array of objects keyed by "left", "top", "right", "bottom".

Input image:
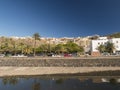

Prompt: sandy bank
[{"left": 0, "top": 67, "right": 120, "bottom": 77}]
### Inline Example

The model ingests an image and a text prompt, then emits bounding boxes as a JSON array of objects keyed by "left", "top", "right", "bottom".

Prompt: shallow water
[{"left": 0, "top": 76, "right": 120, "bottom": 90}]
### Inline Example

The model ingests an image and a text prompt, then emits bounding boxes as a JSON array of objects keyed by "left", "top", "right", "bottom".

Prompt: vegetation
[
  {"left": 54, "top": 44, "right": 67, "bottom": 53},
  {"left": 0, "top": 34, "right": 84, "bottom": 56},
  {"left": 89, "top": 35, "right": 99, "bottom": 40},
  {"left": 97, "top": 44, "right": 106, "bottom": 53},
  {"left": 65, "top": 41, "right": 84, "bottom": 53},
  {"left": 33, "top": 33, "right": 40, "bottom": 56},
  {"left": 98, "top": 42, "right": 115, "bottom": 54},
  {"left": 107, "top": 32, "right": 120, "bottom": 38},
  {"left": 37, "top": 41, "right": 84, "bottom": 55},
  {"left": 105, "top": 42, "right": 115, "bottom": 54}
]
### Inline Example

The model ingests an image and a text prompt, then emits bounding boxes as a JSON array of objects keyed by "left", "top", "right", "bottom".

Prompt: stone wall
[{"left": 0, "top": 57, "right": 120, "bottom": 67}]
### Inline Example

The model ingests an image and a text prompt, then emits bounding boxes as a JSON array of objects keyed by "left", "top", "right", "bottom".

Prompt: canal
[{"left": 0, "top": 76, "right": 119, "bottom": 90}]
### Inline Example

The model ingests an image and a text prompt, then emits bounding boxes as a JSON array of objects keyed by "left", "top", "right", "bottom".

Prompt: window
[{"left": 116, "top": 45, "right": 118, "bottom": 48}]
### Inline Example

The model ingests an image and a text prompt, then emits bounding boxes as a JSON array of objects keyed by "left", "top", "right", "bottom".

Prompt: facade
[
  {"left": 91, "top": 37, "right": 108, "bottom": 52},
  {"left": 109, "top": 38, "right": 120, "bottom": 53},
  {"left": 91, "top": 37, "right": 120, "bottom": 56}
]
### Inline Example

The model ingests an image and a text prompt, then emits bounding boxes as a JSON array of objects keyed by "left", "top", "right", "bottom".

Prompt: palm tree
[
  {"left": 24, "top": 45, "right": 33, "bottom": 55},
  {"left": 33, "top": 33, "right": 40, "bottom": 56},
  {"left": 9, "top": 38, "right": 17, "bottom": 55},
  {"left": 19, "top": 42, "right": 25, "bottom": 54},
  {"left": 98, "top": 44, "right": 106, "bottom": 53},
  {"left": 106, "top": 42, "right": 115, "bottom": 54}
]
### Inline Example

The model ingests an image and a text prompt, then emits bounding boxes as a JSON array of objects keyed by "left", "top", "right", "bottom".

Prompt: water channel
[{"left": 0, "top": 76, "right": 119, "bottom": 90}]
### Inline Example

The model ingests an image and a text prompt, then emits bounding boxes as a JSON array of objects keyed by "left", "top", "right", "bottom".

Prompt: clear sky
[{"left": 0, "top": 0, "right": 120, "bottom": 37}]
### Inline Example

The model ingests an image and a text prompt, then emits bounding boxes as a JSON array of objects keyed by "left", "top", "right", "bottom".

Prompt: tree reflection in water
[
  {"left": 32, "top": 78, "right": 41, "bottom": 90},
  {"left": 0, "top": 76, "right": 119, "bottom": 90},
  {"left": 2, "top": 77, "right": 18, "bottom": 85},
  {"left": 55, "top": 78, "right": 64, "bottom": 84},
  {"left": 109, "top": 78, "right": 117, "bottom": 85}
]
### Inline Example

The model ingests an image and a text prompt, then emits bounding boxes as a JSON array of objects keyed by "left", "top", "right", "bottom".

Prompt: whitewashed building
[
  {"left": 90, "top": 37, "right": 120, "bottom": 56},
  {"left": 109, "top": 38, "right": 120, "bottom": 53},
  {"left": 91, "top": 37, "right": 108, "bottom": 56}
]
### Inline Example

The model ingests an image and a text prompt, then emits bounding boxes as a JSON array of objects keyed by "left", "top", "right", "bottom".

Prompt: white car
[
  {"left": 0, "top": 54, "right": 5, "bottom": 57},
  {"left": 11, "top": 54, "right": 27, "bottom": 57}
]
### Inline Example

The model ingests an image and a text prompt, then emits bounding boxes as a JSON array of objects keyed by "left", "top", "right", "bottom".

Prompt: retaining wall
[{"left": 0, "top": 57, "right": 120, "bottom": 67}]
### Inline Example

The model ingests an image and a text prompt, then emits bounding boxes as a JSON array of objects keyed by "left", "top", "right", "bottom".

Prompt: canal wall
[
  {"left": 0, "top": 57, "right": 120, "bottom": 67},
  {"left": 0, "top": 57, "right": 120, "bottom": 76}
]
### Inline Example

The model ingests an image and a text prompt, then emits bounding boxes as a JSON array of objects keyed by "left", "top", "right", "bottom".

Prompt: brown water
[{"left": 0, "top": 76, "right": 120, "bottom": 90}]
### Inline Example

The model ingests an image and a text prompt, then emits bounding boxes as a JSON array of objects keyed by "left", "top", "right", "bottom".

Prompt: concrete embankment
[
  {"left": 0, "top": 57, "right": 120, "bottom": 76},
  {"left": 0, "top": 67, "right": 120, "bottom": 77}
]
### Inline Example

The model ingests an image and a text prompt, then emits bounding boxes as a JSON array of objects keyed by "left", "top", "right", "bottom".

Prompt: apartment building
[
  {"left": 91, "top": 37, "right": 120, "bottom": 56},
  {"left": 109, "top": 38, "right": 120, "bottom": 53}
]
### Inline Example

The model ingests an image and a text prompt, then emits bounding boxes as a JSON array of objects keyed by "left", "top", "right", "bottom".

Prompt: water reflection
[
  {"left": 0, "top": 76, "right": 119, "bottom": 90},
  {"left": 55, "top": 78, "right": 64, "bottom": 84},
  {"left": 2, "top": 77, "right": 18, "bottom": 85},
  {"left": 101, "top": 78, "right": 120, "bottom": 84},
  {"left": 32, "top": 78, "right": 41, "bottom": 90},
  {"left": 110, "top": 78, "right": 118, "bottom": 85},
  {"left": 32, "top": 82, "right": 40, "bottom": 90}
]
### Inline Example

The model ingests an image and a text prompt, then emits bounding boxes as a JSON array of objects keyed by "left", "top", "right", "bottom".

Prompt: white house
[
  {"left": 91, "top": 37, "right": 108, "bottom": 56},
  {"left": 90, "top": 37, "right": 120, "bottom": 56},
  {"left": 109, "top": 38, "right": 120, "bottom": 53}
]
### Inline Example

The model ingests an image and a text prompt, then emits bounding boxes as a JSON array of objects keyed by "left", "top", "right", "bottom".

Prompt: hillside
[{"left": 107, "top": 32, "right": 120, "bottom": 38}]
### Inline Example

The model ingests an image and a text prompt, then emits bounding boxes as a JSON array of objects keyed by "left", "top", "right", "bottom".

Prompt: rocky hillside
[{"left": 107, "top": 32, "right": 120, "bottom": 38}]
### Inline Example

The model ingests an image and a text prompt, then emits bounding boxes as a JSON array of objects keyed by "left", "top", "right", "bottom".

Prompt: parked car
[
  {"left": 11, "top": 54, "right": 27, "bottom": 57},
  {"left": 64, "top": 54, "right": 72, "bottom": 57},
  {"left": 102, "top": 52, "right": 110, "bottom": 56},
  {"left": 0, "top": 54, "right": 5, "bottom": 57},
  {"left": 47, "top": 53, "right": 54, "bottom": 57},
  {"left": 52, "top": 54, "right": 62, "bottom": 57}
]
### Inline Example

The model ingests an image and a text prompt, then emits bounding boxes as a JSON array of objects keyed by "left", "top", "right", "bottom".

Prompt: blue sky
[{"left": 0, "top": 0, "right": 120, "bottom": 37}]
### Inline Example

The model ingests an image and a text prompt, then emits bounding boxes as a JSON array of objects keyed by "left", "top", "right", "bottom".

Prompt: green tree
[
  {"left": 10, "top": 38, "right": 17, "bottom": 55},
  {"left": 65, "top": 41, "right": 84, "bottom": 53},
  {"left": 97, "top": 44, "right": 106, "bottom": 53},
  {"left": 106, "top": 42, "right": 115, "bottom": 54},
  {"left": 1, "top": 42, "right": 9, "bottom": 55},
  {"left": 19, "top": 42, "right": 25, "bottom": 54},
  {"left": 39, "top": 44, "right": 48, "bottom": 52},
  {"left": 1, "top": 38, "right": 12, "bottom": 55},
  {"left": 54, "top": 44, "right": 67, "bottom": 54},
  {"left": 24, "top": 45, "right": 33, "bottom": 55},
  {"left": 33, "top": 33, "right": 40, "bottom": 56}
]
